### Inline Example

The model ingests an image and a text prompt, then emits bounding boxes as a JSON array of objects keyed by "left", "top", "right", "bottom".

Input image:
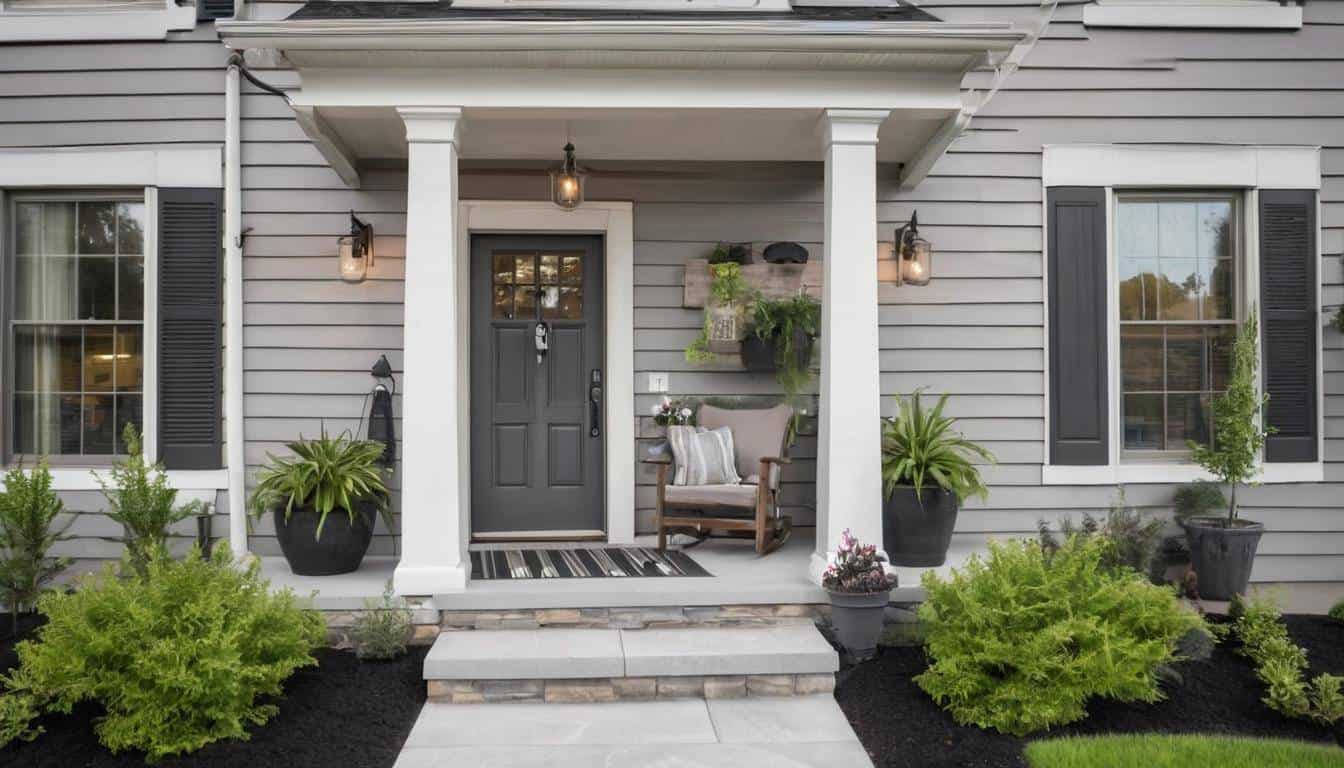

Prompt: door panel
[{"left": 471, "top": 234, "right": 604, "bottom": 536}]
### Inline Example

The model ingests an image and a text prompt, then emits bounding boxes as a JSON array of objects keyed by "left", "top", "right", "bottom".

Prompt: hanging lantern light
[
  {"left": 338, "top": 212, "right": 374, "bottom": 283},
  {"left": 893, "top": 210, "right": 932, "bottom": 286},
  {"left": 550, "top": 142, "right": 586, "bottom": 210}
]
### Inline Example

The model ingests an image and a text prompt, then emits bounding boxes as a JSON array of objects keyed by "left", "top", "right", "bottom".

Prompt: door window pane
[
  {"left": 1117, "top": 196, "right": 1237, "bottom": 457},
  {"left": 9, "top": 196, "right": 145, "bottom": 457}
]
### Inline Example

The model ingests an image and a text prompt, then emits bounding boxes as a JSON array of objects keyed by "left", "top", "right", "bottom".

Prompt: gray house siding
[{"left": 1, "top": 2, "right": 1341, "bottom": 584}]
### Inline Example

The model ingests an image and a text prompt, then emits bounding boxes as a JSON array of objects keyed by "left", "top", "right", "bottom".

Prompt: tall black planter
[
  {"left": 274, "top": 501, "right": 377, "bottom": 576},
  {"left": 1182, "top": 517, "right": 1264, "bottom": 600},
  {"left": 883, "top": 486, "right": 958, "bottom": 567}
]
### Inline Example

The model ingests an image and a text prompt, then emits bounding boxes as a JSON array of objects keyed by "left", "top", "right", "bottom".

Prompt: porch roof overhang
[{"left": 218, "top": 8, "right": 1025, "bottom": 188}]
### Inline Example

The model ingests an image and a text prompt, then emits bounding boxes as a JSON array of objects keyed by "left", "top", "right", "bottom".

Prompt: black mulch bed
[
  {"left": 834, "top": 614, "right": 1344, "bottom": 768},
  {"left": 0, "top": 614, "right": 427, "bottom": 768}
]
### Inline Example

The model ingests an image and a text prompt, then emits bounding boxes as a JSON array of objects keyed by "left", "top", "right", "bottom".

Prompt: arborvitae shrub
[
  {"left": 0, "top": 546, "right": 325, "bottom": 760},
  {"left": 916, "top": 536, "right": 1208, "bottom": 736}
]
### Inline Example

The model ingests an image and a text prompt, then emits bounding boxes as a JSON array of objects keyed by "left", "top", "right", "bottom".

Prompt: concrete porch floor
[{"left": 258, "top": 528, "right": 981, "bottom": 611}]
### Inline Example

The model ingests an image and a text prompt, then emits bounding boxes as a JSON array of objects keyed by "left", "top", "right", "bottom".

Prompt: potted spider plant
[
  {"left": 740, "top": 294, "right": 820, "bottom": 385},
  {"left": 822, "top": 529, "right": 895, "bottom": 661},
  {"left": 1182, "top": 313, "right": 1272, "bottom": 600},
  {"left": 249, "top": 431, "right": 391, "bottom": 576},
  {"left": 881, "top": 390, "right": 994, "bottom": 567}
]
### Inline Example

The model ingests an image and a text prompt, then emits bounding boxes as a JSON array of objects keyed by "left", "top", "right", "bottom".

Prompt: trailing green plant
[
  {"left": 1173, "top": 481, "right": 1227, "bottom": 522},
  {"left": 1231, "top": 593, "right": 1344, "bottom": 726},
  {"left": 1329, "top": 598, "right": 1344, "bottom": 623},
  {"left": 0, "top": 461, "right": 71, "bottom": 633},
  {"left": 685, "top": 262, "right": 756, "bottom": 364},
  {"left": 351, "top": 581, "right": 413, "bottom": 661},
  {"left": 916, "top": 536, "right": 1209, "bottom": 736},
  {"left": 96, "top": 423, "right": 208, "bottom": 576},
  {"left": 1188, "top": 312, "right": 1272, "bottom": 525},
  {"left": 0, "top": 545, "right": 325, "bottom": 760},
  {"left": 1038, "top": 489, "right": 1165, "bottom": 580},
  {"left": 749, "top": 293, "right": 821, "bottom": 397},
  {"left": 882, "top": 390, "right": 994, "bottom": 503},
  {"left": 248, "top": 430, "right": 391, "bottom": 542}
]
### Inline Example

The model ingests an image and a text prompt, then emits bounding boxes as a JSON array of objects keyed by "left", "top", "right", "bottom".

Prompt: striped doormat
[{"left": 470, "top": 547, "right": 712, "bottom": 580}]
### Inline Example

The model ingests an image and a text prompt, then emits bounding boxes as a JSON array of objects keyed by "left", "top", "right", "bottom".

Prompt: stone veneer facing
[{"left": 427, "top": 673, "right": 837, "bottom": 704}]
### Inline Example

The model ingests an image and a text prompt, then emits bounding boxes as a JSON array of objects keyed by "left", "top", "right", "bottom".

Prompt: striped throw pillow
[{"left": 668, "top": 426, "right": 742, "bottom": 487}]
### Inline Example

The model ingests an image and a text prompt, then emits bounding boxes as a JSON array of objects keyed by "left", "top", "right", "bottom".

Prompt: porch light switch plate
[{"left": 648, "top": 372, "right": 670, "bottom": 393}]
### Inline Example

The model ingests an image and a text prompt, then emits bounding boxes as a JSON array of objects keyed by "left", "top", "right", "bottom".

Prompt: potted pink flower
[{"left": 823, "top": 529, "right": 896, "bottom": 661}]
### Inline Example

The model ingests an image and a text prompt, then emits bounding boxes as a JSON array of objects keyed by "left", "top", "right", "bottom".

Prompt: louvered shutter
[
  {"left": 1259, "top": 189, "right": 1318, "bottom": 463},
  {"left": 1048, "top": 187, "right": 1109, "bottom": 465},
  {"left": 197, "top": 0, "right": 235, "bottom": 20},
  {"left": 158, "top": 188, "right": 223, "bottom": 470}
]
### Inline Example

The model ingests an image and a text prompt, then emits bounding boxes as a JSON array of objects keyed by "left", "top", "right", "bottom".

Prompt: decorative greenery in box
[
  {"left": 686, "top": 262, "right": 755, "bottom": 364},
  {"left": 1230, "top": 593, "right": 1344, "bottom": 725},
  {"left": 916, "top": 536, "right": 1208, "bottom": 736},
  {"left": 821, "top": 529, "right": 894, "bottom": 594},
  {"left": 0, "top": 461, "right": 71, "bottom": 633},
  {"left": 248, "top": 430, "right": 392, "bottom": 541},
  {"left": 96, "top": 423, "right": 209, "bottom": 576},
  {"left": 881, "top": 390, "right": 993, "bottom": 502},
  {"left": 0, "top": 546, "right": 325, "bottom": 760},
  {"left": 748, "top": 293, "right": 821, "bottom": 396}
]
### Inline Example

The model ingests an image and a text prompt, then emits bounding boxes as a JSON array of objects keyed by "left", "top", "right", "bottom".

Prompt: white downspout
[{"left": 225, "top": 59, "right": 247, "bottom": 556}]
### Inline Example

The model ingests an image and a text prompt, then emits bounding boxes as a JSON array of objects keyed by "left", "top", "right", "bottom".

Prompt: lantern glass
[
  {"left": 551, "top": 168, "right": 585, "bottom": 210},
  {"left": 338, "top": 235, "right": 367, "bottom": 283},
  {"left": 901, "top": 237, "right": 932, "bottom": 286}
]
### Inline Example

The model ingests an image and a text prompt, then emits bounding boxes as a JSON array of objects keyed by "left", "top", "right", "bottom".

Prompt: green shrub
[
  {"left": 1038, "top": 489, "right": 1165, "bottom": 580},
  {"left": 0, "top": 461, "right": 71, "bottom": 632},
  {"left": 351, "top": 582, "right": 413, "bottom": 661},
  {"left": 1173, "top": 481, "right": 1227, "bottom": 522},
  {"left": 96, "top": 423, "right": 208, "bottom": 575},
  {"left": 0, "top": 546, "right": 325, "bottom": 760},
  {"left": 916, "top": 536, "right": 1208, "bottom": 736},
  {"left": 1329, "top": 598, "right": 1344, "bottom": 623},
  {"left": 1231, "top": 593, "right": 1344, "bottom": 726}
]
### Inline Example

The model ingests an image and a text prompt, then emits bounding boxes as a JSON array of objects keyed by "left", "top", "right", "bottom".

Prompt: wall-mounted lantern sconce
[
  {"left": 550, "top": 142, "right": 586, "bottom": 210},
  {"left": 338, "top": 212, "right": 374, "bottom": 283},
  {"left": 893, "top": 211, "right": 932, "bottom": 286}
]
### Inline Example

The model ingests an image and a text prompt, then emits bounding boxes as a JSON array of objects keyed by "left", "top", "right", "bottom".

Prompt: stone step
[{"left": 423, "top": 625, "right": 840, "bottom": 703}]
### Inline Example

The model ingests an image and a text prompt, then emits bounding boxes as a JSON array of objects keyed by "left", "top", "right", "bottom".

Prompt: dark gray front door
[{"left": 470, "top": 234, "right": 605, "bottom": 537}]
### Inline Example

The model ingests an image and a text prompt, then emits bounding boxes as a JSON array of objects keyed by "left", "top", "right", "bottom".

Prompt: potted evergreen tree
[
  {"left": 881, "top": 390, "right": 994, "bottom": 566},
  {"left": 1184, "top": 313, "right": 1272, "bottom": 600},
  {"left": 822, "top": 529, "right": 895, "bottom": 661},
  {"left": 249, "top": 431, "right": 391, "bottom": 576}
]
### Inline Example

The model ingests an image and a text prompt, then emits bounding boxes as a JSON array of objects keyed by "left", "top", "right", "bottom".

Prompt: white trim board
[
  {"left": 18, "top": 469, "right": 230, "bottom": 493},
  {"left": 1042, "top": 145, "right": 1320, "bottom": 190},
  {"left": 0, "top": 147, "right": 224, "bottom": 189},
  {"left": 456, "top": 200, "right": 637, "bottom": 545},
  {"left": 1083, "top": 1, "right": 1302, "bottom": 30},
  {"left": 0, "top": 1, "right": 197, "bottom": 43}
]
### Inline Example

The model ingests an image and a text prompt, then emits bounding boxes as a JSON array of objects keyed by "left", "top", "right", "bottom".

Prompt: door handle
[{"left": 589, "top": 369, "right": 602, "bottom": 438}]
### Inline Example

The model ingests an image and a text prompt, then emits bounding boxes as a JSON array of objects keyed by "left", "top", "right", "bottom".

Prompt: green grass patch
[{"left": 1024, "top": 734, "right": 1344, "bottom": 768}]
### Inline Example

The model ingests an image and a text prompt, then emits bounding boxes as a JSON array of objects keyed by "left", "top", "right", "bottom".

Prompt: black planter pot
[
  {"left": 274, "top": 501, "right": 378, "bottom": 576},
  {"left": 1182, "top": 517, "right": 1264, "bottom": 600},
  {"left": 740, "top": 329, "right": 815, "bottom": 374},
  {"left": 827, "top": 589, "right": 890, "bottom": 661},
  {"left": 883, "top": 486, "right": 958, "bottom": 567}
]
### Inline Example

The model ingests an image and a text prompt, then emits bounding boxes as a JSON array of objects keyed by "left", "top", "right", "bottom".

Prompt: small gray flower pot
[{"left": 827, "top": 589, "right": 891, "bottom": 661}]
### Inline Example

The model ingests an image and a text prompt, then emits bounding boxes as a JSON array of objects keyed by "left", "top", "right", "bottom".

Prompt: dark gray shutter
[
  {"left": 1260, "top": 189, "right": 1318, "bottom": 463},
  {"left": 1048, "top": 187, "right": 1109, "bottom": 465},
  {"left": 197, "top": 0, "right": 235, "bottom": 21},
  {"left": 158, "top": 188, "right": 223, "bottom": 469}
]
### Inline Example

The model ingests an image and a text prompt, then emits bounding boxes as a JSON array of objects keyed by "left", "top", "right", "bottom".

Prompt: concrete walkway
[{"left": 393, "top": 696, "right": 874, "bottom": 767}]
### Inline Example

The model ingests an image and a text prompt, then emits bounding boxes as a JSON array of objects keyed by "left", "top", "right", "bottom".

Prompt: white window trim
[
  {"left": 0, "top": 147, "right": 226, "bottom": 492},
  {"left": 1041, "top": 144, "right": 1323, "bottom": 486},
  {"left": 1083, "top": 0, "right": 1302, "bottom": 30},
  {"left": 0, "top": 0, "right": 195, "bottom": 42}
]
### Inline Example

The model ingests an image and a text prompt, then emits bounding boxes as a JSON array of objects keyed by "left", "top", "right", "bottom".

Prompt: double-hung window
[
  {"left": 9, "top": 194, "right": 146, "bottom": 459},
  {"left": 1117, "top": 194, "right": 1238, "bottom": 460}
]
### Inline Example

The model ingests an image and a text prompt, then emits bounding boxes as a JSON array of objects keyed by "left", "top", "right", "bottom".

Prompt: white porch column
[
  {"left": 393, "top": 106, "right": 469, "bottom": 595},
  {"left": 812, "top": 109, "right": 887, "bottom": 581}
]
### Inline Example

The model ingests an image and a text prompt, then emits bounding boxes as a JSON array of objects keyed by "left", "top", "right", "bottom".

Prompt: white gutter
[{"left": 224, "top": 61, "right": 247, "bottom": 557}]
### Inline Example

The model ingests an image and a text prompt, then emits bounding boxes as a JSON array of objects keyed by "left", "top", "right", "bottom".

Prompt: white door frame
[{"left": 455, "top": 200, "right": 636, "bottom": 545}]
